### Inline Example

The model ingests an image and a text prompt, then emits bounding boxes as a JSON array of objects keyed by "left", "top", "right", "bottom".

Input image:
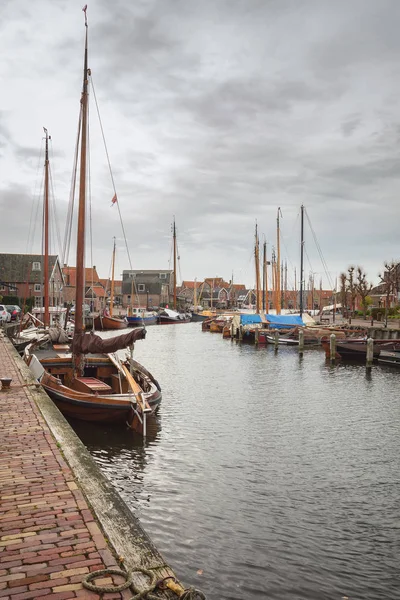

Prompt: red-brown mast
[
  {"left": 43, "top": 127, "right": 50, "bottom": 328},
  {"left": 173, "top": 217, "right": 177, "bottom": 310},
  {"left": 74, "top": 8, "right": 89, "bottom": 372}
]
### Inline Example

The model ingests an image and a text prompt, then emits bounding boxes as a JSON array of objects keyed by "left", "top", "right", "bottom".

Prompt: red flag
[
  {"left": 111, "top": 193, "right": 117, "bottom": 207},
  {"left": 82, "top": 5, "right": 87, "bottom": 13}
]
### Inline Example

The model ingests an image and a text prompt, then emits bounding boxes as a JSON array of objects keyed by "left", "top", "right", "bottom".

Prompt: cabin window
[
  {"left": 138, "top": 284, "right": 145, "bottom": 292},
  {"left": 34, "top": 297, "right": 41, "bottom": 308},
  {"left": 34, "top": 283, "right": 41, "bottom": 292},
  {"left": 159, "top": 273, "right": 167, "bottom": 279},
  {"left": 32, "top": 262, "right": 41, "bottom": 271}
]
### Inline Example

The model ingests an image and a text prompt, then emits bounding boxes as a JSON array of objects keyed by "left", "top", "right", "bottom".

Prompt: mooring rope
[{"left": 82, "top": 566, "right": 207, "bottom": 599}]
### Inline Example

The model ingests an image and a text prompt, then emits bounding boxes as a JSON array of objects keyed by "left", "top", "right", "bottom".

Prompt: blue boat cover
[{"left": 240, "top": 314, "right": 304, "bottom": 328}]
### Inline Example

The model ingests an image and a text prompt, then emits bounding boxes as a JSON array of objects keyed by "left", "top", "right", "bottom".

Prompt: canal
[{"left": 69, "top": 323, "right": 399, "bottom": 600}]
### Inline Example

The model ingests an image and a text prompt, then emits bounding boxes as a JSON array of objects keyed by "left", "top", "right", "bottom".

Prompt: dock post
[
  {"left": 366, "top": 337, "right": 374, "bottom": 371},
  {"left": 255, "top": 328, "right": 259, "bottom": 346},
  {"left": 298, "top": 329, "right": 304, "bottom": 353},
  {"left": 274, "top": 329, "right": 279, "bottom": 349},
  {"left": 230, "top": 323, "right": 234, "bottom": 339},
  {"left": 330, "top": 333, "right": 336, "bottom": 362},
  {"left": 239, "top": 325, "right": 243, "bottom": 342}
]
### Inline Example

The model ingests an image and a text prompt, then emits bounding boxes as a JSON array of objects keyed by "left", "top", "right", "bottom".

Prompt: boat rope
[
  {"left": 305, "top": 208, "right": 334, "bottom": 290},
  {"left": 82, "top": 566, "right": 207, "bottom": 599}
]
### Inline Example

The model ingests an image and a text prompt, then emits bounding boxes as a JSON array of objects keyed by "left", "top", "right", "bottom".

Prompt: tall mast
[
  {"left": 284, "top": 260, "right": 288, "bottom": 310},
  {"left": 262, "top": 241, "right": 266, "bottom": 312},
  {"left": 43, "top": 127, "right": 50, "bottom": 328},
  {"left": 255, "top": 223, "right": 261, "bottom": 313},
  {"left": 193, "top": 278, "right": 197, "bottom": 309},
  {"left": 74, "top": 10, "right": 89, "bottom": 371},
  {"left": 299, "top": 204, "right": 304, "bottom": 318},
  {"left": 110, "top": 237, "right": 116, "bottom": 317},
  {"left": 173, "top": 217, "right": 177, "bottom": 310},
  {"left": 276, "top": 208, "right": 281, "bottom": 314}
]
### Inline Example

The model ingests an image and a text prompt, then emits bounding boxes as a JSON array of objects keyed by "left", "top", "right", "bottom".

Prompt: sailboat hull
[{"left": 93, "top": 315, "right": 128, "bottom": 330}]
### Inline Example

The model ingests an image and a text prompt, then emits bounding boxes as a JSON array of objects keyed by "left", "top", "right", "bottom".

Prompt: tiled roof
[
  {"left": 63, "top": 266, "right": 101, "bottom": 287},
  {"left": 0, "top": 253, "right": 61, "bottom": 284}
]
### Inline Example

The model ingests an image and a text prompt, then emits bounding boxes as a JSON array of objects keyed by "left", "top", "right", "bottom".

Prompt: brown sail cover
[{"left": 71, "top": 328, "right": 146, "bottom": 354}]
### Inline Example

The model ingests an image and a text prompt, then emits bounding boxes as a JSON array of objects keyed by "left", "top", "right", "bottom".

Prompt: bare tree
[
  {"left": 355, "top": 266, "right": 373, "bottom": 319},
  {"left": 379, "top": 261, "right": 400, "bottom": 326}
]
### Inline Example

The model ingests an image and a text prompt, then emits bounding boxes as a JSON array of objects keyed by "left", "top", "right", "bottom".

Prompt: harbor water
[{"left": 70, "top": 323, "right": 399, "bottom": 600}]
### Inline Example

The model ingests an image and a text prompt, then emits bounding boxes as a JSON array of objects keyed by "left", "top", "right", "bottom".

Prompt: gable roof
[
  {"left": 0, "top": 253, "right": 62, "bottom": 284},
  {"left": 62, "top": 266, "right": 102, "bottom": 287}
]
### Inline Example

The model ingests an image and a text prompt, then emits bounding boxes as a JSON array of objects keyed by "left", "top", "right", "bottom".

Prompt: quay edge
[{"left": 0, "top": 334, "right": 186, "bottom": 597}]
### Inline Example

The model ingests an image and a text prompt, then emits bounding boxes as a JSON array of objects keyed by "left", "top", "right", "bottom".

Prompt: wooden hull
[
  {"left": 94, "top": 315, "right": 128, "bottom": 330},
  {"left": 26, "top": 351, "right": 162, "bottom": 429},
  {"left": 322, "top": 339, "right": 400, "bottom": 360}
]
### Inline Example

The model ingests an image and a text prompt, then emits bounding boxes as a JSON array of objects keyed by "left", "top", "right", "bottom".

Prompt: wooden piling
[
  {"left": 255, "top": 328, "right": 259, "bottom": 346},
  {"left": 366, "top": 337, "right": 374, "bottom": 370},
  {"left": 330, "top": 333, "right": 336, "bottom": 362},
  {"left": 298, "top": 329, "right": 304, "bottom": 353},
  {"left": 274, "top": 329, "right": 279, "bottom": 349}
]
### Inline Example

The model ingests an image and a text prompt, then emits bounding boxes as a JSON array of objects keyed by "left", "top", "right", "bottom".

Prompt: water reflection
[{"left": 71, "top": 324, "right": 400, "bottom": 600}]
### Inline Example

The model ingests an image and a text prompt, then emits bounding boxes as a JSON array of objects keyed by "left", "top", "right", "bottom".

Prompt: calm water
[{"left": 70, "top": 324, "right": 400, "bottom": 600}]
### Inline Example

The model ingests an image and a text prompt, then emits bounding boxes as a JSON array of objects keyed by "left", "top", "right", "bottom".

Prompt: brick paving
[{"left": 0, "top": 336, "right": 134, "bottom": 599}]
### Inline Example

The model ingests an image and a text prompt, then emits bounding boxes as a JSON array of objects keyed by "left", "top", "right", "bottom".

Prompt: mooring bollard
[
  {"left": 274, "top": 329, "right": 279, "bottom": 349},
  {"left": 366, "top": 337, "right": 374, "bottom": 370},
  {"left": 330, "top": 333, "right": 336, "bottom": 362},
  {"left": 298, "top": 329, "right": 304, "bottom": 353},
  {"left": 239, "top": 325, "right": 243, "bottom": 342},
  {"left": 255, "top": 328, "right": 259, "bottom": 346},
  {"left": 230, "top": 323, "right": 234, "bottom": 339}
]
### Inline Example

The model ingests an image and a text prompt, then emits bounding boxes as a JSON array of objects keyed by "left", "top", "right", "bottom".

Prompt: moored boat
[
  {"left": 126, "top": 307, "right": 157, "bottom": 327},
  {"left": 93, "top": 313, "right": 128, "bottom": 330},
  {"left": 157, "top": 308, "right": 191, "bottom": 324},
  {"left": 24, "top": 10, "right": 161, "bottom": 434}
]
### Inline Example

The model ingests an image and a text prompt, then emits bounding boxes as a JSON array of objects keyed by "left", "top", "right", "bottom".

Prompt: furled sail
[{"left": 71, "top": 328, "right": 146, "bottom": 354}]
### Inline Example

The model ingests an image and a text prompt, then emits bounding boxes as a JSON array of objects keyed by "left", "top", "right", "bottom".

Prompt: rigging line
[
  {"left": 90, "top": 76, "right": 133, "bottom": 270},
  {"left": 62, "top": 106, "right": 82, "bottom": 267},
  {"left": 48, "top": 165, "right": 62, "bottom": 258},
  {"left": 30, "top": 171, "right": 45, "bottom": 255},
  {"left": 26, "top": 141, "right": 45, "bottom": 253},
  {"left": 304, "top": 209, "right": 334, "bottom": 290},
  {"left": 87, "top": 101, "right": 96, "bottom": 326}
]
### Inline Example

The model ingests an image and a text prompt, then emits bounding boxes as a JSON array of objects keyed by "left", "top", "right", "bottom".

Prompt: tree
[
  {"left": 379, "top": 261, "right": 400, "bottom": 326},
  {"left": 347, "top": 266, "right": 358, "bottom": 316},
  {"left": 355, "top": 266, "right": 373, "bottom": 319}
]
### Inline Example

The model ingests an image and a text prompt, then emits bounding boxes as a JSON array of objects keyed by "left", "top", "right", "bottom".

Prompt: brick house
[
  {"left": 122, "top": 270, "right": 173, "bottom": 309},
  {"left": 0, "top": 253, "right": 64, "bottom": 307}
]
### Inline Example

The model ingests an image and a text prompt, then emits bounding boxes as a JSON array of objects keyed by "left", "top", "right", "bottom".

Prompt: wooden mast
[
  {"left": 193, "top": 278, "right": 197, "bottom": 310},
  {"left": 173, "top": 217, "right": 177, "bottom": 310},
  {"left": 110, "top": 237, "right": 116, "bottom": 317},
  {"left": 43, "top": 127, "right": 50, "bottom": 328},
  {"left": 276, "top": 208, "right": 282, "bottom": 314},
  {"left": 74, "top": 10, "right": 89, "bottom": 373},
  {"left": 255, "top": 223, "right": 261, "bottom": 313},
  {"left": 299, "top": 204, "right": 304, "bottom": 318}
]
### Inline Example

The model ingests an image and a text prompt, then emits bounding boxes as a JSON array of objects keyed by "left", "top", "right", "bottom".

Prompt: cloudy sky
[{"left": 1, "top": 0, "right": 399, "bottom": 289}]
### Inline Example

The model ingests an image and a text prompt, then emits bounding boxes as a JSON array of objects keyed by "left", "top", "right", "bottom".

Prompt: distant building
[
  {"left": 0, "top": 253, "right": 64, "bottom": 307},
  {"left": 62, "top": 265, "right": 107, "bottom": 312},
  {"left": 122, "top": 270, "right": 173, "bottom": 308}
]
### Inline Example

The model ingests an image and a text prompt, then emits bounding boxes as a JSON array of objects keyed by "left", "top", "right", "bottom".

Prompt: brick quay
[{"left": 0, "top": 333, "right": 186, "bottom": 600}]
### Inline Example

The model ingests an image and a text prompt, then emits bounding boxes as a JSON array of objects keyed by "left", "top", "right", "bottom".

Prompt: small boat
[
  {"left": 157, "top": 308, "right": 191, "bottom": 324},
  {"left": 93, "top": 312, "right": 128, "bottom": 330},
  {"left": 126, "top": 307, "right": 157, "bottom": 327},
  {"left": 191, "top": 312, "right": 209, "bottom": 322},
  {"left": 321, "top": 338, "right": 400, "bottom": 360},
  {"left": 378, "top": 350, "right": 400, "bottom": 367},
  {"left": 94, "top": 239, "right": 128, "bottom": 331}
]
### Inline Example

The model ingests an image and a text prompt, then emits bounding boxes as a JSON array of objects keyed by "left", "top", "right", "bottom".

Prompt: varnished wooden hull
[{"left": 93, "top": 315, "right": 128, "bottom": 330}]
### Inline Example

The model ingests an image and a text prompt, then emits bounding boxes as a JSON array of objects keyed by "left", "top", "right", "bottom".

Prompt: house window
[
  {"left": 159, "top": 273, "right": 167, "bottom": 279},
  {"left": 32, "top": 262, "right": 41, "bottom": 271},
  {"left": 0, "top": 284, "right": 5, "bottom": 291},
  {"left": 34, "top": 284, "right": 41, "bottom": 292},
  {"left": 138, "top": 284, "right": 145, "bottom": 292}
]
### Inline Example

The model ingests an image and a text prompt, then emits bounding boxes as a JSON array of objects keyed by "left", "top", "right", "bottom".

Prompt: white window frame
[
  {"left": 138, "top": 284, "right": 145, "bottom": 292},
  {"left": 34, "top": 297, "right": 42, "bottom": 308},
  {"left": 34, "top": 283, "right": 41, "bottom": 292},
  {"left": 32, "top": 262, "right": 41, "bottom": 271},
  {"left": 159, "top": 273, "right": 167, "bottom": 279}
]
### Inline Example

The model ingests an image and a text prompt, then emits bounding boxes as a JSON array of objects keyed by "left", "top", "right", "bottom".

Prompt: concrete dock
[{"left": 0, "top": 334, "right": 192, "bottom": 599}]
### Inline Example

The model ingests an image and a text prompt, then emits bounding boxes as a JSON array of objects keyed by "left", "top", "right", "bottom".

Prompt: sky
[{"left": 1, "top": 0, "right": 399, "bottom": 290}]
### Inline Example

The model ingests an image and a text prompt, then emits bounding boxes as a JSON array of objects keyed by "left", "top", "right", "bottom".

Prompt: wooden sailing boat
[
  {"left": 157, "top": 217, "right": 191, "bottom": 324},
  {"left": 94, "top": 237, "right": 127, "bottom": 330},
  {"left": 24, "top": 10, "right": 161, "bottom": 432}
]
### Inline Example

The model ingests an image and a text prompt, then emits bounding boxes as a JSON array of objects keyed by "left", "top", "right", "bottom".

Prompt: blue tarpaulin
[{"left": 240, "top": 314, "right": 304, "bottom": 328}]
